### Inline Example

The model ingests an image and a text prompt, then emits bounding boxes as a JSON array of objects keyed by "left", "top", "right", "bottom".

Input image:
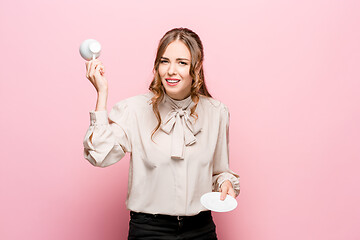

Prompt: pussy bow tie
[{"left": 160, "top": 94, "right": 201, "bottom": 160}]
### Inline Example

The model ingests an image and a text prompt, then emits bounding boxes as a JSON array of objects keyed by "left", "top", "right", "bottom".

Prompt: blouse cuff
[
  {"left": 89, "top": 110, "right": 108, "bottom": 126},
  {"left": 215, "top": 172, "right": 241, "bottom": 197}
]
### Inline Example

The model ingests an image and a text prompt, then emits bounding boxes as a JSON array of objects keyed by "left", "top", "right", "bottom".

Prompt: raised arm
[{"left": 83, "top": 59, "right": 131, "bottom": 167}]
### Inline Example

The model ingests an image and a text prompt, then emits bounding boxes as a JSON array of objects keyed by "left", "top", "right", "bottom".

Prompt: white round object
[
  {"left": 200, "top": 192, "right": 237, "bottom": 212},
  {"left": 89, "top": 42, "right": 101, "bottom": 53},
  {"left": 79, "top": 39, "right": 101, "bottom": 60}
]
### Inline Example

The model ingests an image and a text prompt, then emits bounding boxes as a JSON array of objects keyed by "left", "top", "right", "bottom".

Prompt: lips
[
  {"left": 166, "top": 78, "right": 180, "bottom": 83},
  {"left": 165, "top": 78, "right": 181, "bottom": 86}
]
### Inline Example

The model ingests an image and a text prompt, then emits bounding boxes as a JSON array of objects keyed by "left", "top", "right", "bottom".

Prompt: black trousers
[{"left": 128, "top": 210, "right": 218, "bottom": 240}]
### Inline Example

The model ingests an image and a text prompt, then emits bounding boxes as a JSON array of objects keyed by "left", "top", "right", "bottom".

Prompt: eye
[
  {"left": 160, "top": 60, "right": 168, "bottom": 63},
  {"left": 179, "top": 61, "right": 187, "bottom": 65}
]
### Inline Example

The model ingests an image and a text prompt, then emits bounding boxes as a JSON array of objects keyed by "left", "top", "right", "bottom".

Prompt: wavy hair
[{"left": 149, "top": 27, "right": 212, "bottom": 141}]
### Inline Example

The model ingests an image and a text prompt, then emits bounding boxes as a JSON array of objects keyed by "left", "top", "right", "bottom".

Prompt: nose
[{"left": 168, "top": 62, "right": 177, "bottom": 76}]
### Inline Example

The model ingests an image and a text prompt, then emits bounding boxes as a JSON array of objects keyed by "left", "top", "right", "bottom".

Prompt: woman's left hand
[{"left": 219, "top": 180, "right": 236, "bottom": 201}]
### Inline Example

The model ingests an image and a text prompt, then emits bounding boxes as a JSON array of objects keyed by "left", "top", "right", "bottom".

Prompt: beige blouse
[{"left": 83, "top": 91, "right": 240, "bottom": 216}]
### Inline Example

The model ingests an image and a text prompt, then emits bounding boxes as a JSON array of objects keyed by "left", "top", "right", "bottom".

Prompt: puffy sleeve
[
  {"left": 212, "top": 104, "right": 241, "bottom": 197},
  {"left": 83, "top": 100, "right": 132, "bottom": 167}
]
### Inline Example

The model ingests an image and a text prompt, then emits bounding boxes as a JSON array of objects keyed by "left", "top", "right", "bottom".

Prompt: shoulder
[
  {"left": 109, "top": 92, "right": 153, "bottom": 122},
  {"left": 199, "top": 95, "right": 229, "bottom": 114},
  {"left": 112, "top": 92, "right": 153, "bottom": 110},
  {"left": 199, "top": 95, "right": 230, "bottom": 126}
]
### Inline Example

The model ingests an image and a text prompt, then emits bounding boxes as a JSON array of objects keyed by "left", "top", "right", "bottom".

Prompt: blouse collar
[{"left": 162, "top": 92, "right": 193, "bottom": 109}]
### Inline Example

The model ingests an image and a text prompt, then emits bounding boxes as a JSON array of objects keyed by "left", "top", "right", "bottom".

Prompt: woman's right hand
[{"left": 85, "top": 59, "right": 108, "bottom": 93}]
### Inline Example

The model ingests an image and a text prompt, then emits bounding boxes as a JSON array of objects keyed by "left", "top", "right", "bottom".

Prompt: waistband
[{"left": 130, "top": 210, "right": 212, "bottom": 221}]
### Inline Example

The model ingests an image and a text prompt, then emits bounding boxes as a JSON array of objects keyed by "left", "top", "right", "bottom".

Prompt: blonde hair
[{"left": 149, "top": 27, "right": 212, "bottom": 140}]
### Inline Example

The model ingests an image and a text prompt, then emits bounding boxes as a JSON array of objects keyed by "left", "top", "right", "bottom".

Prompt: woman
[{"left": 83, "top": 27, "right": 240, "bottom": 240}]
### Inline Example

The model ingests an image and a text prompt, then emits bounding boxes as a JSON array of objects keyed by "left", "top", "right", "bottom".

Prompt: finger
[
  {"left": 94, "top": 65, "right": 102, "bottom": 78},
  {"left": 94, "top": 64, "right": 102, "bottom": 76},
  {"left": 93, "top": 61, "right": 103, "bottom": 74},
  {"left": 85, "top": 61, "right": 89, "bottom": 78},
  {"left": 89, "top": 60, "right": 97, "bottom": 79},
  {"left": 88, "top": 60, "right": 94, "bottom": 78},
  {"left": 100, "top": 67, "right": 105, "bottom": 75},
  {"left": 86, "top": 61, "right": 90, "bottom": 74},
  {"left": 97, "top": 63, "right": 105, "bottom": 75},
  {"left": 220, "top": 187, "right": 228, "bottom": 201},
  {"left": 229, "top": 188, "right": 236, "bottom": 199}
]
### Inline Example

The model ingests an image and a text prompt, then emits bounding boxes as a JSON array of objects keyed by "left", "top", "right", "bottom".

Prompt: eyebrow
[{"left": 161, "top": 57, "right": 190, "bottom": 61}]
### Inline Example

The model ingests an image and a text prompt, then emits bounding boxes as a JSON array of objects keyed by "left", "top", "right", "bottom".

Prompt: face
[{"left": 158, "top": 40, "right": 192, "bottom": 100}]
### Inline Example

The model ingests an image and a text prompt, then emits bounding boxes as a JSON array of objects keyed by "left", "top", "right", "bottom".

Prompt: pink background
[{"left": 1, "top": 0, "right": 359, "bottom": 239}]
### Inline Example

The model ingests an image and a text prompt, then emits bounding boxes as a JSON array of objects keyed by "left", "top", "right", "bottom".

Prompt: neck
[{"left": 165, "top": 92, "right": 191, "bottom": 101}]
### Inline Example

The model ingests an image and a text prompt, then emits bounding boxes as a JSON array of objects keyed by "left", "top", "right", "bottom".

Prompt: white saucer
[{"left": 200, "top": 192, "right": 237, "bottom": 212}]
